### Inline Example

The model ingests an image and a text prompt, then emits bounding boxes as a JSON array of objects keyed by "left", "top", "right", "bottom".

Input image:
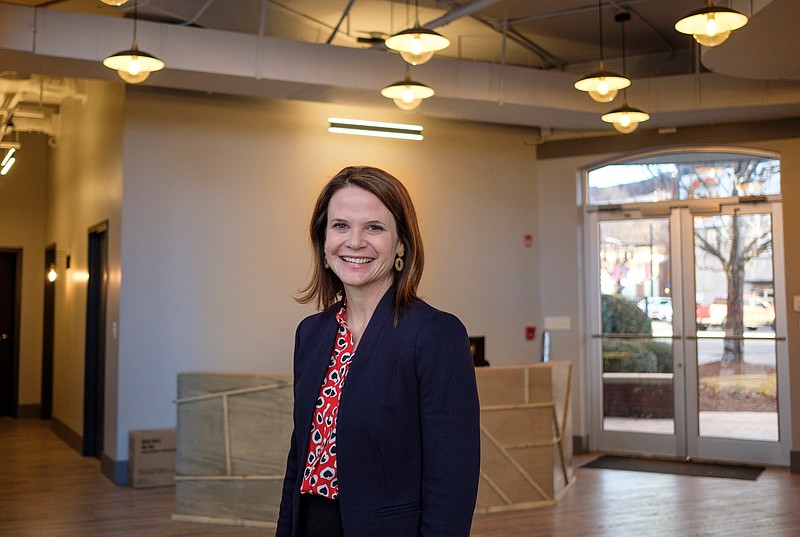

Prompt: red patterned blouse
[{"left": 300, "top": 304, "right": 354, "bottom": 499}]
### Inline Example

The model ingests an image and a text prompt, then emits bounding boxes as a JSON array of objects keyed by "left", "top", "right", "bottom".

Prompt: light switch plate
[
  {"left": 544, "top": 316, "right": 571, "bottom": 330},
  {"left": 793, "top": 295, "right": 800, "bottom": 313}
]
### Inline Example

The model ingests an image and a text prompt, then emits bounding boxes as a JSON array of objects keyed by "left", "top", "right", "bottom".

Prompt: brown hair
[{"left": 297, "top": 166, "right": 424, "bottom": 316}]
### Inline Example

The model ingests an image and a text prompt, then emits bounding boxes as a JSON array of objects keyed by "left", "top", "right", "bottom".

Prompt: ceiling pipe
[
  {"left": 326, "top": 0, "right": 357, "bottom": 45},
  {"left": 433, "top": 0, "right": 564, "bottom": 68},
  {"left": 422, "top": 0, "right": 504, "bottom": 29}
]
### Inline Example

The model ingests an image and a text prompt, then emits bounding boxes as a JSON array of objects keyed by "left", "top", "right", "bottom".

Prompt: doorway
[
  {"left": 0, "top": 250, "right": 21, "bottom": 417},
  {"left": 41, "top": 246, "right": 56, "bottom": 420},
  {"left": 584, "top": 149, "right": 790, "bottom": 466},
  {"left": 83, "top": 223, "right": 108, "bottom": 458}
]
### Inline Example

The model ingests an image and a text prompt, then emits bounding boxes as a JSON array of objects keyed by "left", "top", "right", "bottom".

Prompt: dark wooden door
[
  {"left": 83, "top": 224, "right": 108, "bottom": 457},
  {"left": 41, "top": 246, "right": 56, "bottom": 419},
  {"left": 0, "top": 250, "right": 20, "bottom": 417}
]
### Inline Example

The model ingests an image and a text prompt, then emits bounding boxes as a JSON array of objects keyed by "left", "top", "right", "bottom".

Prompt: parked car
[
  {"left": 696, "top": 296, "right": 775, "bottom": 330},
  {"left": 636, "top": 297, "right": 673, "bottom": 321}
]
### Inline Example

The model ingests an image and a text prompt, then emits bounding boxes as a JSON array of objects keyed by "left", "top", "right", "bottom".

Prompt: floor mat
[{"left": 582, "top": 455, "right": 765, "bottom": 480}]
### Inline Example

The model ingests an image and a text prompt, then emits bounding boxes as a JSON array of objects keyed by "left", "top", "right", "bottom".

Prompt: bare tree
[
  {"left": 688, "top": 158, "right": 776, "bottom": 366},
  {"left": 694, "top": 212, "right": 772, "bottom": 366}
]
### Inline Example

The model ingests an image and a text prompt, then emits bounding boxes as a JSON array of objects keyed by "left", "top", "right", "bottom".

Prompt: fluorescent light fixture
[
  {"left": 328, "top": 118, "right": 424, "bottom": 141},
  {"left": 2, "top": 147, "right": 15, "bottom": 167},
  {"left": 1, "top": 152, "right": 15, "bottom": 175}
]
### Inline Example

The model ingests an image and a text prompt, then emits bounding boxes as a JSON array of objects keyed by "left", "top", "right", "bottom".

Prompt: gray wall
[{"left": 112, "top": 89, "right": 541, "bottom": 461}]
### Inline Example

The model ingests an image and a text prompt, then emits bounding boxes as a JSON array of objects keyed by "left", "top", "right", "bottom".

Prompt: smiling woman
[
  {"left": 277, "top": 166, "right": 481, "bottom": 537},
  {"left": 323, "top": 185, "right": 404, "bottom": 316}
]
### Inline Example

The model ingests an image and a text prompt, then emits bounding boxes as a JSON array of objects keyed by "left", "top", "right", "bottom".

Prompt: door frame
[
  {"left": 41, "top": 245, "right": 56, "bottom": 420},
  {"left": 586, "top": 202, "right": 790, "bottom": 465},
  {"left": 682, "top": 202, "right": 791, "bottom": 465},
  {"left": 82, "top": 222, "right": 108, "bottom": 457},
  {"left": 586, "top": 208, "right": 686, "bottom": 458}
]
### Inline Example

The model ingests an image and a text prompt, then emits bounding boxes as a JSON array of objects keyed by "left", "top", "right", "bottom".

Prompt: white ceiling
[{"left": 1, "top": 0, "right": 799, "bottom": 140}]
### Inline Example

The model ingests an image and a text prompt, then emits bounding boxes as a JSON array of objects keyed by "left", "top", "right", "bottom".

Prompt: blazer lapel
[
  {"left": 294, "top": 310, "right": 339, "bottom": 453},
  {"left": 348, "top": 288, "right": 394, "bottom": 372}
]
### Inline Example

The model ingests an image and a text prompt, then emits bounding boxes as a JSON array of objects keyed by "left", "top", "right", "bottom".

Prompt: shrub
[
  {"left": 601, "top": 294, "right": 672, "bottom": 373},
  {"left": 601, "top": 294, "right": 652, "bottom": 334}
]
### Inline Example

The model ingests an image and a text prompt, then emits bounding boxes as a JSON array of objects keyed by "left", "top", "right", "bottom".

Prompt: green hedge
[
  {"left": 602, "top": 294, "right": 672, "bottom": 374},
  {"left": 601, "top": 294, "right": 652, "bottom": 334}
]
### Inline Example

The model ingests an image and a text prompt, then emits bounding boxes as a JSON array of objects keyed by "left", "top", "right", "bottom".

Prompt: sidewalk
[{"left": 604, "top": 411, "right": 778, "bottom": 441}]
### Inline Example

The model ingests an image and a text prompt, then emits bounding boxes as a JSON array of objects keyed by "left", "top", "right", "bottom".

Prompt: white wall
[
  {"left": 115, "top": 89, "right": 541, "bottom": 459},
  {"left": 536, "top": 155, "right": 592, "bottom": 436},
  {"left": 47, "top": 80, "right": 125, "bottom": 445}
]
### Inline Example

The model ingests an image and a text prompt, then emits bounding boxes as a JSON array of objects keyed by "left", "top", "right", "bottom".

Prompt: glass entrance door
[
  {"left": 589, "top": 211, "right": 683, "bottom": 457},
  {"left": 588, "top": 203, "right": 789, "bottom": 465},
  {"left": 687, "top": 204, "right": 789, "bottom": 464}
]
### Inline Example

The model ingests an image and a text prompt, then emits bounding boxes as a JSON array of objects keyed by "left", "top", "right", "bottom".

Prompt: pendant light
[
  {"left": 675, "top": 0, "right": 748, "bottom": 47},
  {"left": 102, "top": 1, "right": 164, "bottom": 83},
  {"left": 601, "top": 12, "right": 649, "bottom": 133},
  {"left": 100, "top": 0, "right": 130, "bottom": 6},
  {"left": 381, "top": 66, "right": 434, "bottom": 110},
  {"left": 601, "top": 103, "right": 650, "bottom": 133},
  {"left": 574, "top": 0, "right": 630, "bottom": 103},
  {"left": 384, "top": 0, "right": 449, "bottom": 66}
]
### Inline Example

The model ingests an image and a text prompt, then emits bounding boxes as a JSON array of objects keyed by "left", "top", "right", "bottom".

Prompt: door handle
[{"left": 0, "top": 333, "right": 8, "bottom": 340}]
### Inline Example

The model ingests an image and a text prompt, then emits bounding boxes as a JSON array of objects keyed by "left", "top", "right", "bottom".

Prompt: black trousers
[{"left": 298, "top": 493, "right": 344, "bottom": 537}]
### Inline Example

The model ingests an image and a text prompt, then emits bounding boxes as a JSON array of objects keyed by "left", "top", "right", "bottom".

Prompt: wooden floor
[{"left": 2, "top": 417, "right": 799, "bottom": 536}]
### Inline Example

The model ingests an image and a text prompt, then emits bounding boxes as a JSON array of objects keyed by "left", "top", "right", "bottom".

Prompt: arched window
[
  {"left": 587, "top": 149, "right": 780, "bottom": 206},
  {"left": 583, "top": 147, "right": 788, "bottom": 466}
]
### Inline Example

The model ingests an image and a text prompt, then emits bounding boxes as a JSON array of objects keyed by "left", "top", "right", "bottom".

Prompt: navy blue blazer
[{"left": 276, "top": 288, "right": 480, "bottom": 537}]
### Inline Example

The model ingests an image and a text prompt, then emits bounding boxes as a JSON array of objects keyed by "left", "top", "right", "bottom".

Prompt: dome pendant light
[
  {"left": 574, "top": 0, "right": 630, "bottom": 103},
  {"left": 675, "top": 0, "right": 748, "bottom": 47},
  {"left": 601, "top": 103, "right": 650, "bottom": 133},
  {"left": 601, "top": 12, "right": 649, "bottom": 133},
  {"left": 102, "top": 0, "right": 164, "bottom": 83},
  {"left": 381, "top": 66, "right": 435, "bottom": 110},
  {"left": 384, "top": 0, "right": 449, "bottom": 65}
]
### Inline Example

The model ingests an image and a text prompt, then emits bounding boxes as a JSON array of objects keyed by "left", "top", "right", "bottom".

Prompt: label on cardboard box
[{"left": 129, "top": 429, "right": 176, "bottom": 488}]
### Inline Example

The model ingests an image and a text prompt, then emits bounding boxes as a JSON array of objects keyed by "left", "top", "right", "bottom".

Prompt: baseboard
[
  {"left": 50, "top": 416, "right": 130, "bottom": 485},
  {"left": 50, "top": 415, "right": 83, "bottom": 454},
  {"left": 17, "top": 404, "right": 41, "bottom": 418},
  {"left": 101, "top": 452, "right": 129, "bottom": 486},
  {"left": 791, "top": 451, "right": 800, "bottom": 474},
  {"left": 572, "top": 434, "right": 590, "bottom": 455}
]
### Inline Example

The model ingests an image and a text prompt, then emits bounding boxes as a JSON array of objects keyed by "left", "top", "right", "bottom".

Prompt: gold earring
[
  {"left": 394, "top": 251, "right": 404, "bottom": 272},
  {"left": 323, "top": 257, "right": 329, "bottom": 269}
]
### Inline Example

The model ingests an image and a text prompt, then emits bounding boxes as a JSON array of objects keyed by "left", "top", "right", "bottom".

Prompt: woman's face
[{"left": 324, "top": 186, "right": 403, "bottom": 299}]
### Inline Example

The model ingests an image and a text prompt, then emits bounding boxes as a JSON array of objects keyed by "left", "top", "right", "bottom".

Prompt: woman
[{"left": 276, "top": 166, "right": 480, "bottom": 537}]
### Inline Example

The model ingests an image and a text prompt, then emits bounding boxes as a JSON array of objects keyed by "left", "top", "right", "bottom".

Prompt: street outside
[{"left": 651, "top": 321, "right": 777, "bottom": 367}]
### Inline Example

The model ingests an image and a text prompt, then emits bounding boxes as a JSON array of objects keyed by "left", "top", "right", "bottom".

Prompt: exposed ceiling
[{"left": 0, "top": 0, "right": 799, "bottom": 142}]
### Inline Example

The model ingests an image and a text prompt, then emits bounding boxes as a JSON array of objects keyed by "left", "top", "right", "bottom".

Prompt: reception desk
[
  {"left": 474, "top": 362, "right": 574, "bottom": 513},
  {"left": 172, "top": 362, "right": 573, "bottom": 527}
]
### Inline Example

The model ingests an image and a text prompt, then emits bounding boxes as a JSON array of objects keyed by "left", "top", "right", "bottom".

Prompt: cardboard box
[{"left": 128, "top": 429, "right": 176, "bottom": 488}]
